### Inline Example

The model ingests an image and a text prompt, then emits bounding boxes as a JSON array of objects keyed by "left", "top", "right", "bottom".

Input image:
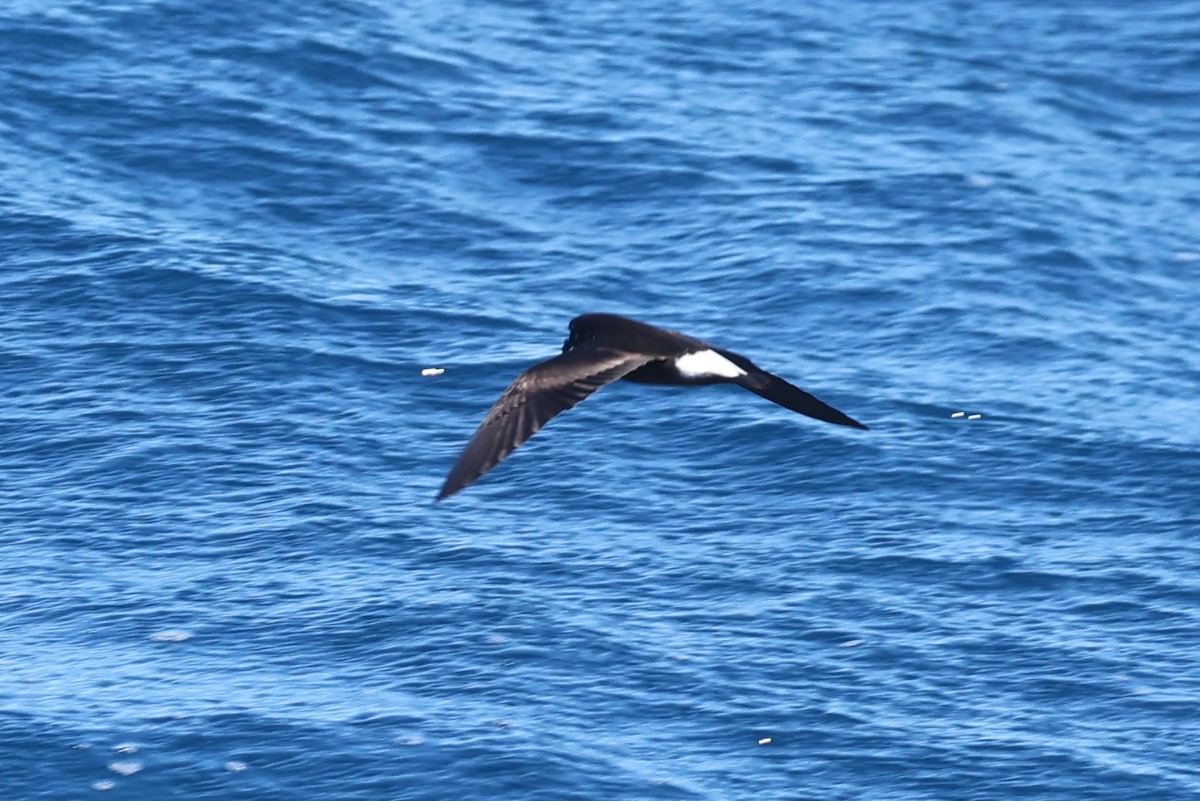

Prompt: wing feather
[{"left": 438, "top": 348, "right": 649, "bottom": 499}]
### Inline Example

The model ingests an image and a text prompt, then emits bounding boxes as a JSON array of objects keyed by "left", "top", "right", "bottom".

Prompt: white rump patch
[{"left": 675, "top": 349, "right": 746, "bottom": 379}]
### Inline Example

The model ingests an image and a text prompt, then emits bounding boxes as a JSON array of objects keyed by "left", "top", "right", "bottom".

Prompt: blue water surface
[{"left": 3, "top": 2, "right": 1200, "bottom": 799}]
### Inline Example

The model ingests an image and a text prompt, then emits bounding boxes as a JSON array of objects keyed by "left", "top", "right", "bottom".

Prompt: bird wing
[
  {"left": 438, "top": 348, "right": 651, "bottom": 499},
  {"left": 716, "top": 348, "right": 869, "bottom": 430}
]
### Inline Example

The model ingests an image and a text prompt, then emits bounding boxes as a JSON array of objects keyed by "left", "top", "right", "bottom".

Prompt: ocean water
[{"left": 3, "top": 1, "right": 1200, "bottom": 799}]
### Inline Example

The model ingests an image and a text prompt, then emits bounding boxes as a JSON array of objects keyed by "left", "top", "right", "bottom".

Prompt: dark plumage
[{"left": 438, "top": 313, "right": 867, "bottom": 500}]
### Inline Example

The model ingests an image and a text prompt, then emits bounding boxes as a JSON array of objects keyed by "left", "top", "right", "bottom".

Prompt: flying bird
[{"left": 438, "top": 313, "right": 867, "bottom": 500}]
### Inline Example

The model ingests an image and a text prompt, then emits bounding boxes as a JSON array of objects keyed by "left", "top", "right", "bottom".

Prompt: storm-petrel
[{"left": 438, "top": 313, "right": 867, "bottom": 500}]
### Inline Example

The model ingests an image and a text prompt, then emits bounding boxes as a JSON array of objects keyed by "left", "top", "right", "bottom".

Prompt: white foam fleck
[
  {"left": 92, "top": 780, "right": 116, "bottom": 791},
  {"left": 150, "top": 630, "right": 191, "bottom": 643},
  {"left": 675, "top": 349, "right": 745, "bottom": 379},
  {"left": 421, "top": 367, "right": 445, "bottom": 376},
  {"left": 225, "top": 761, "right": 248, "bottom": 773},
  {"left": 108, "top": 762, "right": 142, "bottom": 776}
]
